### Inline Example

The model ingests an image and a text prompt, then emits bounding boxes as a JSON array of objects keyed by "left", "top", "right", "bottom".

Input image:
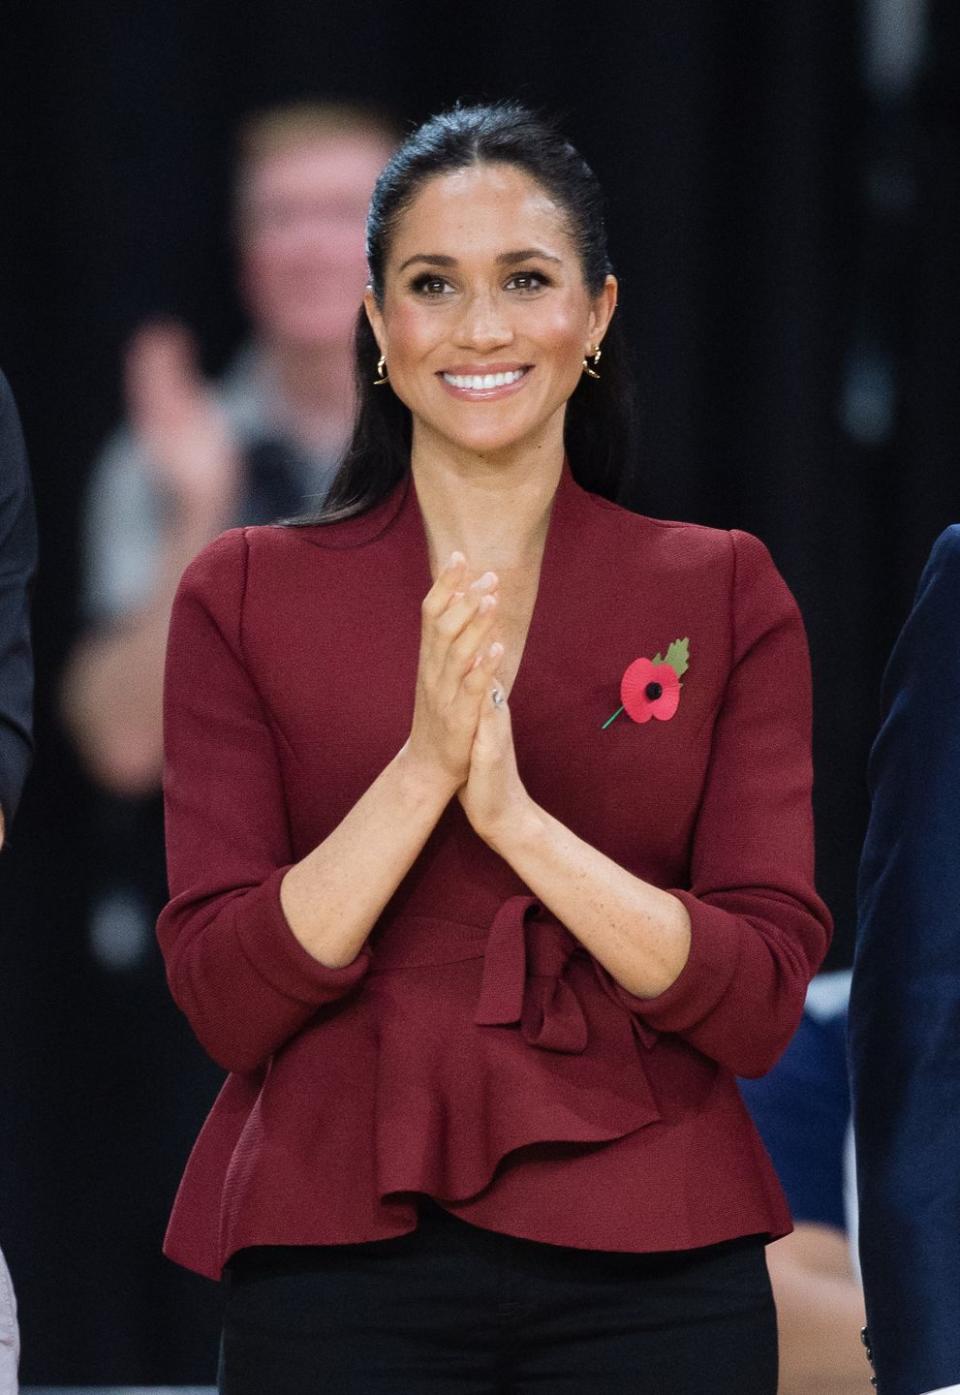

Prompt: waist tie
[
  {"left": 472, "top": 897, "right": 657, "bottom": 1051},
  {"left": 369, "top": 896, "right": 590, "bottom": 1055},
  {"left": 369, "top": 896, "right": 658, "bottom": 1055},
  {"left": 473, "top": 895, "right": 588, "bottom": 1054}
]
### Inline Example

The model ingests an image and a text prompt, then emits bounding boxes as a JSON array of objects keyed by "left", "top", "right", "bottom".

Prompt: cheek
[
  {"left": 384, "top": 303, "right": 443, "bottom": 367},
  {"left": 535, "top": 306, "right": 590, "bottom": 374}
]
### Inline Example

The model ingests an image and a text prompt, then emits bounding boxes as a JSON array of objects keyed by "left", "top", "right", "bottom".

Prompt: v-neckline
[{"left": 399, "top": 458, "right": 583, "bottom": 715}]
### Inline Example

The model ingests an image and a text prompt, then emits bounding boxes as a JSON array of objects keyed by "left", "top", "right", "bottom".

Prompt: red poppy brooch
[{"left": 602, "top": 638, "right": 690, "bottom": 728}]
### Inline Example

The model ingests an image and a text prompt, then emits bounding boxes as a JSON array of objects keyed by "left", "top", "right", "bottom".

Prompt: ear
[
  {"left": 586, "top": 274, "right": 618, "bottom": 349},
  {"left": 363, "top": 288, "right": 385, "bottom": 356}
]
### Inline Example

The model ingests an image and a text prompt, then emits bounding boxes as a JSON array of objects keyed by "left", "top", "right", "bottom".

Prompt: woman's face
[{"left": 365, "top": 162, "right": 617, "bottom": 461}]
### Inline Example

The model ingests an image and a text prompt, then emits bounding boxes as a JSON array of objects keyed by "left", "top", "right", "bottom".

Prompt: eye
[
  {"left": 506, "top": 270, "right": 551, "bottom": 292},
  {"left": 409, "top": 273, "right": 455, "bottom": 296}
]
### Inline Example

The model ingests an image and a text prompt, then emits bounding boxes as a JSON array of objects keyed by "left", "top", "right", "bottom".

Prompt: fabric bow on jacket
[{"left": 474, "top": 895, "right": 590, "bottom": 1054}]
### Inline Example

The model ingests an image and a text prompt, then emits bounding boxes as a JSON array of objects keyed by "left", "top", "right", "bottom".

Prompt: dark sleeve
[
  {"left": 739, "top": 1007, "right": 850, "bottom": 1230},
  {"left": 156, "top": 529, "right": 371, "bottom": 1074},
  {"left": 610, "top": 530, "right": 833, "bottom": 1076},
  {"left": 849, "top": 526, "right": 960, "bottom": 1395},
  {"left": 0, "top": 371, "right": 37, "bottom": 829}
]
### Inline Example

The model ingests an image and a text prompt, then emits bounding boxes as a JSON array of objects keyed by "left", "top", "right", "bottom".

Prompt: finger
[
  {"left": 421, "top": 552, "right": 468, "bottom": 624},
  {"left": 432, "top": 589, "right": 489, "bottom": 648},
  {"left": 461, "top": 641, "right": 505, "bottom": 696},
  {"left": 474, "top": 675, "right": 514, "bottom": 751},
  {"left": 426, "top": 578, "right": 498, "bottom": 694},
  {"left": 433, "top": 571, "right": 499, "bottom": 637},
  {"left": 428, "top": 605, "right": 498, "bottom": 717},
  {"left": 438, "top": 595, "right": 502, "bottom": 699}
]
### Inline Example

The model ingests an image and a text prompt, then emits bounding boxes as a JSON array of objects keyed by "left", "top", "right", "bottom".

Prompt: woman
[{"left": 158, "top": 102, "right": 832, "bottom": 1393}]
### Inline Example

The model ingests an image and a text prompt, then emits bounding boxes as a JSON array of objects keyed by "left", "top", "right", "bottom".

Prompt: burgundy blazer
[{"left": 158, "top": 462, "right": 831, "bottom": 1279}]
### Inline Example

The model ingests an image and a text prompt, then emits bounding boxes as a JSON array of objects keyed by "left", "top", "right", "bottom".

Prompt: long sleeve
[
  {"left": 0, "top": 372, "right": 37, "bottom": 829},
  {"left": 610, "top": 529, "right": 832, "bottom": 1077},
  {"left": 849, "top": 527, "right": 960, "bottom": 1395},
  {"left": 157, "top": 529, "right": 370, "bottom": 1073}
]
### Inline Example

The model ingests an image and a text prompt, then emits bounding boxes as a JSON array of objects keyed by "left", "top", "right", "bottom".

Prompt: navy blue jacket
[
  {"left": 850, "top": 526, "right": 960, "bottom": 1395},
  {"left": 0, "top": 371, "right": 36, "bottom": 829}
]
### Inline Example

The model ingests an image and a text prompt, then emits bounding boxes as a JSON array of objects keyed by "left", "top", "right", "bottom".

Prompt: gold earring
[
  {"left": 582, "top": 346, "right": 602, "bottom": 380},
  {"left": 373, "top": 354, "right": 389, "bottom": 386}
]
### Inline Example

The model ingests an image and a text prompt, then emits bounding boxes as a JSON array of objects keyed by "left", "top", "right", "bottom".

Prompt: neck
[
  {"left": 260, "top": 338, "right": 356, "bottom": 454},
  {"left": 410, "top": 427, "right": 565, "bottom": 578}
]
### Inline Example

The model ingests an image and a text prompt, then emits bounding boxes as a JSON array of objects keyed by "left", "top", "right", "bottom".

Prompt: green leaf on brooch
[{"left": 661, "top": 637, "right": 690, "bottom": 680}]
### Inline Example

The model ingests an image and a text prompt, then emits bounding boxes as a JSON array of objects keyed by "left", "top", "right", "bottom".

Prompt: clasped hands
[{"left": 403, "top": 551, "right": 533, "bottom": 849}]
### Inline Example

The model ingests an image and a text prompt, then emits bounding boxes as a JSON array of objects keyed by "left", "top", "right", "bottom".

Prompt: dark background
[{"left": 1, "top": 0, "right": 957, "bottom": 1382}]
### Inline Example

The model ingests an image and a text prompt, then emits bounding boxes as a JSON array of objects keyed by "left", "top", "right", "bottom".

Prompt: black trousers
[{"left": 218, "top": 1199, "right": 778, "bottom": 1394}]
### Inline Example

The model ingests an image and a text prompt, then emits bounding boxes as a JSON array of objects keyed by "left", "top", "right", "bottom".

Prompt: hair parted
[{"left": 285, "top": 100, "right": 637, "bottom": 528}]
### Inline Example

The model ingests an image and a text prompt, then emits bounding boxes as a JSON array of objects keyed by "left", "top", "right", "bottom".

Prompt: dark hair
[{"left": 287, "top": 100, "right": 637, "bottom": 527}]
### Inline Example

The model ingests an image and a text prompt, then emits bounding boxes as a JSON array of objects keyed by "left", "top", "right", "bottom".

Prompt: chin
[{"left": 445, "top": 431, "right": 543, "bottom": 459}]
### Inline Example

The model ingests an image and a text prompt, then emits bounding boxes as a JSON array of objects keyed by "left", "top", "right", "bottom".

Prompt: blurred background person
[
  {"left": 51, "top": 100, "right": 397, "bottom": 1379},
  {"left": 60, "top": 102, "right": 397, "bottom": 995},
  {"left": 739, "top": 971, "right": 868, "bottom": 1394},
  {"left": 0, "top": 368, "right": 37, "bottom": 1393},
  {"left": 62, "top": 101, "right": 397, "bottom": 800}
]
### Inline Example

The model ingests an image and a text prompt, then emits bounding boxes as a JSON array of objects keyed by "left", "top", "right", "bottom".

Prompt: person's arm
[
  {"left": 850, "top": 526, "right": 960, "bottom": 1395},
  {"left": 61, "top": 321, "right": 240, "bottom": 797},
  {"left": 461, "top": 529, "right": 832, "bottom": 1077},
  {"left": 158, "top": 537, "right": 503, "bottom": 1073},
  {"left": 61, "top": 482, "right": 230, "bottom": 797},
  {"left": 0, "top": 371, "right": 37, "bottom": 845},
  {"left": 739, "top": 992, "right": 868, "bottom": 1392},
  {"left": 766, "top": 1223, "right": 866, "bottom": 1395}
]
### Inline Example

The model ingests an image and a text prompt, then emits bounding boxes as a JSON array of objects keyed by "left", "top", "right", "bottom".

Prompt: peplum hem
[
  {"left": 368, "top": 897, "right": 663, "bottom": 1204},
  {"left": 166, "top": 896, "right": 769, "bottom": 1279}
]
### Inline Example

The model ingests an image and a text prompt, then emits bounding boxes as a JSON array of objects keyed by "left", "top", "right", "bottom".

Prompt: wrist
[
  {"left": 393, "top": 742, "right": 460, "bottom": 812},
  {"left": 482, "top": 793, "right": 546, "bottom": 858}
]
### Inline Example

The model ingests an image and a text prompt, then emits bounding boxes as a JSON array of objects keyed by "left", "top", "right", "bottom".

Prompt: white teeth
[{"left": 442, "top": 368, "right": 526, "bottom": 390}]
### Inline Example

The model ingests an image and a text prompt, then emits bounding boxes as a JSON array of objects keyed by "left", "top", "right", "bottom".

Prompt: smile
[{"left": 437, "top": 366, "right": 531, "bottom": 399}]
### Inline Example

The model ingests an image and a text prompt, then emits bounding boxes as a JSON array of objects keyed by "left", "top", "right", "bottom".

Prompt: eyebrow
[{"left": 397, "top": 247, "right": 563, "bottom": 273}]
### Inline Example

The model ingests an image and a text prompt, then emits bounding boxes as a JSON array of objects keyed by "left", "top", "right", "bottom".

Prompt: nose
[{"left": 453, "top": 288, "right": 514, "bottom": 353}]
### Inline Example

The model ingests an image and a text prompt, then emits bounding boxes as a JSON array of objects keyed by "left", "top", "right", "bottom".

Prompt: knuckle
[
  {"left": 451, "top": 630, "right": 482, "bottom": 664},
  {"left": 438, "top": 605, "right": 470, "bottom": 638}
]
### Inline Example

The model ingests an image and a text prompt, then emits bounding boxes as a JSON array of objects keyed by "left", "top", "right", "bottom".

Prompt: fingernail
[
  {"left": 446, "top": 551, "right": 465, "bottom": 571},
  {"left": 478, "top": 594, "right": 496, "bottom": 612},
  {"left": 488, "top": 642, "right": 504, "bottom": 659},
  {"left": 471, "top": 571, "right": 498, "bottom": 592}
]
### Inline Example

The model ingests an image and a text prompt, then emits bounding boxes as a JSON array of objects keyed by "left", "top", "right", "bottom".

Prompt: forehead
[
  {"left": 389, "top": 163, "right": 574, "bottom": 262},
  {"left": 243, "top": 135, "right": 389, "bottom": 207}
]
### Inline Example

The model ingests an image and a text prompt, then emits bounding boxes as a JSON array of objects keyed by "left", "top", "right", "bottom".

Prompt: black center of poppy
[{"left": 645, "top": 681, "right": 663, "bottom": 701}]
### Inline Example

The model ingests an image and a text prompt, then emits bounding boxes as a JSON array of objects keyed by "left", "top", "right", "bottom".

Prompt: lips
[
  {"left": 442, "top": 367, "right": 526, "bottom": 390},
  {"left": 437, "top": 365, "right": 532, "bottom": 399}
]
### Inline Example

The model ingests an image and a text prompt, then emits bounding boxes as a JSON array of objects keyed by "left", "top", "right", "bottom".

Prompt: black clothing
[
  {"left": 0, "top": 371, "right": 36, "bottom": 827},
  {"left": 218, "top": 1199, "right": 777, "bottom": 1395}
]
